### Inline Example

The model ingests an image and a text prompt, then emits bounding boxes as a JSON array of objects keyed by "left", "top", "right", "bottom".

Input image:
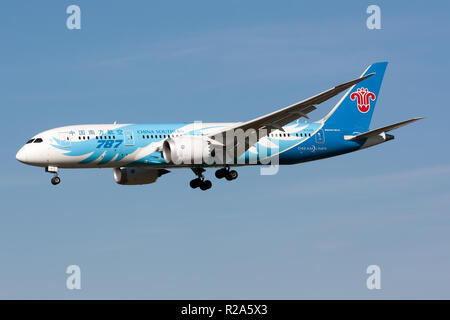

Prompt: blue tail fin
[{"left": 322, "top": 62, "right": 388, "bottom": 132}]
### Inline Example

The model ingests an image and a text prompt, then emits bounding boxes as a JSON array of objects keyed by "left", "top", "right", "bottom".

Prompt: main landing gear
[
  {"left": 190, "top": 167, "right": 239, "bottom": 190},
  {"left": 46, "top": 166, "right": 60, "bottom": 185},
  {"left": 215, "top": 167, "right": 238, "bottom": 181},
  {"left": 190, "top": 168, "right": 212, "bottom": 191}
]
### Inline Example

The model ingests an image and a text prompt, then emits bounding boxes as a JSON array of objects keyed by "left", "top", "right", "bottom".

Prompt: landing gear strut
[
  {"left": 46, "top": 166, "right": 60, "bottom": 185},
  {"left": 215, "top": 167, "right": 238, "bottom": 181},
  {"left": 190, "top": 168, "right": 212, "bottom": 191}
]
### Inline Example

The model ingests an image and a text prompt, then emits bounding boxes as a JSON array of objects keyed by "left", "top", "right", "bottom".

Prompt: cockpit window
[
  {"left": 26, "top": 139, "right": 35, "bottom": 144},
  {"left": 34, "top": 138, "right": 43, "bottom": 143}
]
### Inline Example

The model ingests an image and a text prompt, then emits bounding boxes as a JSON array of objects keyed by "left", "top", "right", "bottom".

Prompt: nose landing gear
[
  {"left": 190, "top": 168, "right": 212, "bottom": 191},
  {"left": 51, "top": 176, "right": 61, "bottom": 185},
  {"left": 46, "top": 166, "right": 60, "bottom": 185}
]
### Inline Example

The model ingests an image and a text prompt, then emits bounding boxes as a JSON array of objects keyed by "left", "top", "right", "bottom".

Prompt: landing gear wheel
[
  {"left": 190, "top": 168, "right": 212, "bottom": 190},
  {"left": 190, "top": 178, "right": 201, "bottom": 189},
  {"left": 215, "top": 168, "right": 227, "bottom": 179},
  {"left": 200, "top": 180, "right": 212, "bottom": 191},
  {"left": 51, "top": 176, "right": 61, "bottom": 185},
  {"left": 225, "top": 170, "right": 238, "bottom": 181}
]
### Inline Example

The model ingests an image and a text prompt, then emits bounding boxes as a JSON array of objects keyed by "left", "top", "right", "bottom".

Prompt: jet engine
[
  {"left": 162, "top": 136, "right": 216, "bottom": 165},
  {"left": 113, "top": 167, "right": 170, "bottom": 185}
]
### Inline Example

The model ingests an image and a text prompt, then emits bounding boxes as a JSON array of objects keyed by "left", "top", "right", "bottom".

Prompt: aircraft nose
[{"left": 16, "top": 146, "right": 28, "bottom": 163}]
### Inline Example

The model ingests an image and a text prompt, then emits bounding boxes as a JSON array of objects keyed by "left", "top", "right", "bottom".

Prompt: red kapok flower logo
[{"left": 350, "top": 87, "right": 376, "bottom": 113}]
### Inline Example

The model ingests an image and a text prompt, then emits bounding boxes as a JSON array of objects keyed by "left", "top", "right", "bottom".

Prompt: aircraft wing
[
  {"left": 208, "top": 72, "right": 375, "bottom": 156},
  {"left": 344, "top": 117, "right": 424, "bottom": 141}
]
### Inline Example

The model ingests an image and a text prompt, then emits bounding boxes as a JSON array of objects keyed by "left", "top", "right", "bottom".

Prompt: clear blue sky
[{"left": 1, "top": 0, "right": 449, "bottom": 298}]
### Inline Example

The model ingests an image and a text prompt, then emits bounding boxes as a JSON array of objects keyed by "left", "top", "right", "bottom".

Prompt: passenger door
[
  {"left": 58, "top": 132, "right": 71, "bottom": 148},
  {"left": 124, "top": 130, "right": 135, "bottom": 146},
  {"left": 315, "top": 129, "right": 325, "bottom": 144}
]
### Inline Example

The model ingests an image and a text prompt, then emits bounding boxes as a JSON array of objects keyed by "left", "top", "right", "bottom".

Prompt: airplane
[{"left": 16, "top": 62, "right": 422, "bottom": 190}]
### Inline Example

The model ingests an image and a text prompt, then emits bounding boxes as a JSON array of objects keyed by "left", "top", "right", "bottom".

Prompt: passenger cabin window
[
  {"left": 34, "top": 138, "right": 43, "bottom": 143},
  {"left": 26, "top": 139, "right": 35, "bottom": 144}
]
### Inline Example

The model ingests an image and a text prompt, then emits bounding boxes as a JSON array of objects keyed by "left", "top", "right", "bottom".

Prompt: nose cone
[{"left": 16, "top": 146, "right": 28, "bottom": 164}]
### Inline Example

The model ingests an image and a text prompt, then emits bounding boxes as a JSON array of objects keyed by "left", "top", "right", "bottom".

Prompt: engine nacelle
[
  {"left": 113, "top": 167, "right": 169, "bottom": 185},
  {"left": 162, "top": 136, "right": 215, "bottom": 165}
]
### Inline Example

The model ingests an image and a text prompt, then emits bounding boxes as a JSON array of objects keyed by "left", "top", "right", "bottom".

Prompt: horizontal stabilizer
[{"left": 345, "top": 117, "right": 423, "bottom": 141}]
